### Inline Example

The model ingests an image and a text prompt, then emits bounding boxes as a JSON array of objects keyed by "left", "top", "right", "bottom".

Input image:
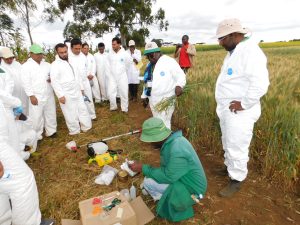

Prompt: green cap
[
  {"left": 29, "top": 44, "right": 44, "bottom": 54},
  {"left": 140, "top": 117, "right": 172, "bottom": 142}
]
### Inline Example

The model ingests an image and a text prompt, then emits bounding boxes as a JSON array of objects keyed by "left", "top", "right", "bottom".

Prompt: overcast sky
[{"left": 14, "top": 0, "right": 300, "bottom": 48}]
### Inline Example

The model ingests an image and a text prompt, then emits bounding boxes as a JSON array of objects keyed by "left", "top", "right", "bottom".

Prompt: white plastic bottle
[{"left": 130, "top": 184, "right": 136, "bottom": 200}]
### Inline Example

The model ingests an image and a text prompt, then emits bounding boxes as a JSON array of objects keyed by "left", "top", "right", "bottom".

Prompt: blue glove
[
  {"left": 83, "top": 95, "right": 91, "bottom": 102},
  {"left": 13, "top": 106, "right": 23, "bottom": 116}
]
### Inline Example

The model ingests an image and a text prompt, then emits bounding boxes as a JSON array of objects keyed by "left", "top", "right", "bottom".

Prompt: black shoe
[
  {"left": 40, "top": 219, "right": 55, "bottom": 225},
  {"left": 219, "top": 179, "right": 242, "bottom": 197},
  {"left": 47, "top": 132, "right": 57, "bottom": 138}
]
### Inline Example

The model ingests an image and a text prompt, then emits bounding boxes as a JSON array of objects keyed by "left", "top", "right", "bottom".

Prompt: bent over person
[
  {"left": 129, "top": 117, "right": 207, "bottom": 222},
  {"left": 215, "top": 18, "right": 269, "bottom": 197}
]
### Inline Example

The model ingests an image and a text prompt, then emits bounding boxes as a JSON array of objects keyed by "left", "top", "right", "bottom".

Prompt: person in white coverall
[
  {"left": 0, "top": 47, "right": 29, "bottom": 115},
  {"left": 0, "top": 101, "right": 54, "bottom": 225},
  {"left": 106, "top": 37, "right": 131, "bottom": 112},
  {"left": 50, "top": 43, "right": 92, "bottom": 135},
  {"left": 126, "top": 40, "right": 142, "bottom": 101},
  {"left": 81, "top": 43, "right": 101, "bottom": 103},
  {"left": 214, "top": 18, "right": 269, "bottom": 197},
  {"left": 0, "top": 65, "right": 29, "bottom": 159},
  {"left": 94, "top": 42, "right": 109, "bottom": 102},
  {"left": 142, "top": 42, "right": 186, "bottom": 129},
  {"left": 22, "top": 44, "right": 57, "bottom": 140},
  {"left": 69, "top": 38, "right": 96, "bottom": 119}
]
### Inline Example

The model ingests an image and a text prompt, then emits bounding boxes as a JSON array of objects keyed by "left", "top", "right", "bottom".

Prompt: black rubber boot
[
  {"left": 219, "top": 179, "right": 242, "bottom": 197},
  {"left": 40, "top": 219, "right": 55, "bottom": 225}
]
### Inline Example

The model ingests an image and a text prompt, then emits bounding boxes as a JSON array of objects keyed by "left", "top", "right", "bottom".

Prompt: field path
[{"left": 28, "top": 100, "right": 300, "bottom": 225}]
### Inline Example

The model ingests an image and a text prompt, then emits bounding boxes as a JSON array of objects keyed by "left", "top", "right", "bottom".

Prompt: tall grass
[{"left": 174, "top": 47, "right": 300, "bottom": 190}]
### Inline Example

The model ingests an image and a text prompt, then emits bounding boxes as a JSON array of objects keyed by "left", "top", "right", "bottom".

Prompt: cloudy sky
[{"left": 14, "top": 0, "right": 300, "bottom": 48}]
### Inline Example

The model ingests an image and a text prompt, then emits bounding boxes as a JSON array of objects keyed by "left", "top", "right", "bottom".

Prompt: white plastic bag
[
  {"left": 120, "top": 159, "right": 138, "bottom": 177},
  {"left": 95, "top": 165, "right": 118, "bottom": 186}
]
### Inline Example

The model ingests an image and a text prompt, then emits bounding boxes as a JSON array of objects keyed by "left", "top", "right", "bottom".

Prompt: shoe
[
  {"left": 214, "top": 167, "right": 228, "bottom": 176},
  {"left": 110, "top": 107, "right": 118, "bottom": 111},
  {"left": 219, "top": 179, "right": 242, "bottom": 197},
  {"left": 46, "top": 132, "right": 57, "bottom": 138},
  {"left": 40, "top": 219, "right": 55, "bottom": 225}
]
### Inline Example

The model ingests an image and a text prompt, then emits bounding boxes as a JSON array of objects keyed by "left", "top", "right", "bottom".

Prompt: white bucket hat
[
  {"left": 128, "top": 40, "right": 135, "bottom": 46},
  {"left": 0, "top": 47, "right": 14, "bottom": 59},
  {"left": 216, "top": 18, "right": 249, "bottom": 39},
  {"left": 144, "top": 42, "right": 160, "bottom": 55}
]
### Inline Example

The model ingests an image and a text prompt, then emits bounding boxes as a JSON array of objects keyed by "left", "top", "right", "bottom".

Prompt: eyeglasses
[
  {"left": 218, "top": 34, "right": 232, "bottom": 42},
  {"left": 146, "top": 53, "right": 155, "bottom": 60}
]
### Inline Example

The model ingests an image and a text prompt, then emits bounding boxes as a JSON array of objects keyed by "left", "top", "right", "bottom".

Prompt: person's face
[
  {"left": 112, "top": 41, "right": 121, "bottom": 52},
  {"left": 57, "top": 47, "right": 68, "bottom": 60},
  {"left": 146, "top": 52, "right": 160, "bottom": 65},
  {"left": 30, "top": 53, "right": 43, "bottom": 64},
  {"left": 98, "top": 46, "right": 105, "bottom": 54},
  {"left": 218, "top": 33, "right": 237, "bottom": 52},
  {"left": 81, "top": 45, "right": 89, "bottom": 55},
  {"left": 182, "top": 36, "right": 189, "bottom": 45},
  {"left": 3, "top": 57, "right": 14, "bottom": 65},
  {"left": 71, "top": 44, "right": 81, "bottom": 55},
  {"left": 129, "top": 46, "right": 135, "bottom": 53}
]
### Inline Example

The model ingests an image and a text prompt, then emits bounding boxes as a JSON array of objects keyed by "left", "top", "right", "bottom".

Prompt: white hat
[
  {"left": 216, "top": 18, "right": 249, "bottom": 39},
  {"left": 144, "top": 42, "right": 160, "bottom": 55},
  {"left": 0, "top": 47, "right": 14, "bottom": 59},
  {"left": 128, "top": 40, "right": 135, "bottom": 46}
]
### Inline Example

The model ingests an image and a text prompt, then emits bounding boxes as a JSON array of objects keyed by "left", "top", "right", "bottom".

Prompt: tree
[
  {"left": 151, "top": 38, "right": 163, "bottom": 47},
  {"left": 58, "top": 0, "right": 169, "bottom": 47},
  {"left": 0, "top": 13, "right": 14, "bottom": 45},
  {"left": 1, "top": 0, "right": 61, "bottom": 45}
]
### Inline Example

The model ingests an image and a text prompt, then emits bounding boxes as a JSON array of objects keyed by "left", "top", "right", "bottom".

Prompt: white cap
[
  {"left": 128, "top": 40, "right": 135, "bottom": 46},
  {"left": 143, "top": 42, "right": 160, "bottom": 55},
  {"left": 216, "top": 18, "right": 249, "bottom": 39},
  {"left": 0, "top": 47, "right": 14, "bottom": 59}
]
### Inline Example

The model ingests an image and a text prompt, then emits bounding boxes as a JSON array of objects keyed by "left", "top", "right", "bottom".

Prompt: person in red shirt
[{"left": 174, "top": 35, "right": 196, "bottom": 74}]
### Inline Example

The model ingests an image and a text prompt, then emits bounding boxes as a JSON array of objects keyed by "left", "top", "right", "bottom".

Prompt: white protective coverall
[
  {"left": 0, "top": 65, "right": 24, "bottom": 154},
  {"left": 106, "top": 48, "right": 131, "bottom": 112},
  {"left": 69, "top": 51, "right": 96, "bottom": 119},
  {"left": 50, "top": 57, "right": 92, "bottom": 135},
  {"left": 22, "top": 58, "right": 57, "bottom": 140},
  {"left": 215, "top": 37, "right": 269, "bottom": 182},
  {"left": 16, "top": 117, "right": 38, "bottom": 153},
  {"left": 1, "top": 60, "right": 29, "bottom": 115},
  {"left": 0, "top": 138, "right": 41, "bottom": 225},
  {"left": 85, "top": 52, "right": 101, "bottom": 103},
  {"left": 146, "top": 55, "right": 186, "bottom": 129},
  {"left": 126, "top": 48, "right": 141, "bottom": 84},
  {"left": 94, "top": 51, "right": 109, "bottom": 101}
]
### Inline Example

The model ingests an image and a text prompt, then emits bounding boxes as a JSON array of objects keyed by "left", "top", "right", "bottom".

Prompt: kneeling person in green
[{"left": 129, "top": 117, "right": 207, "bottom": 222}]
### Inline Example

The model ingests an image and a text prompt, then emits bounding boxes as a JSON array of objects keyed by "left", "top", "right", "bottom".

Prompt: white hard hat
[
  {"left": 128, "top": 40, "right": 135, "bottom": 46},
  {"left": 216, "top": 18, "right": 249, "bottom": 39},
  {"left": 0, "top": 47, "right": 14, "bottom": 58}
]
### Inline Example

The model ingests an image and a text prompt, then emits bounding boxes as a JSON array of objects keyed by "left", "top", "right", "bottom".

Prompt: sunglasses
[{"left": 218, "top": 34, "right": 232, "bottom": 42}]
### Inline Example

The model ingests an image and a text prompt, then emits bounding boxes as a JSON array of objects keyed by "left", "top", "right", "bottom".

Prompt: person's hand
[
  {"left": 87, "top": 75, "right": 94, "bottom": 80},
  {"left": 0, "top": 161, "right": 4, "bottom": 179},
  {"left": 129, "top": 161, "right": 143, "bottom": 173},
  {"left": 59, "top": 96, "right": 66, "bottom": 104},
  {"left": 229, "top": 100, "right": 244, "bottom": 113},
  {"left": 133, "top": 59, "right": 138, "bottom": 64},
  {"left": 30, "top": 95, "right": 38, "bottom": 105},
  {"left": 175, "top": 86, "right": 183, "bottom": 96}
]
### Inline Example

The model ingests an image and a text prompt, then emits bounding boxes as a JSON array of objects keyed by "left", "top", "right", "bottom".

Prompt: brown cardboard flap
[
  {"left": 130, "top": 197, "right": 155, "bottom": 225},
  {"left": 61, "top": 219, "right": 82, "bottom": 225}
]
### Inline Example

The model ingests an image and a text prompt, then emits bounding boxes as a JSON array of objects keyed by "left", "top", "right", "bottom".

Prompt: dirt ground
[{"left": 28, "top": 100, "right": 300, "bottom": 225}]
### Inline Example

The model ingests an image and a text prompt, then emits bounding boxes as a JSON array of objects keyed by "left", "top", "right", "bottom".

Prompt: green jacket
[{"left": 142, "top": 131, "right": 207, "bottom": 222}]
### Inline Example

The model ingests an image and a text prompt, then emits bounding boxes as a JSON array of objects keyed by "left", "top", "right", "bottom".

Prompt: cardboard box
[{"left": 76, "top": 191, "right": 154, "bottom": 225}]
